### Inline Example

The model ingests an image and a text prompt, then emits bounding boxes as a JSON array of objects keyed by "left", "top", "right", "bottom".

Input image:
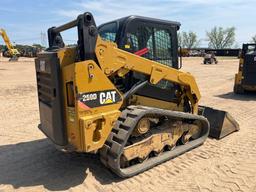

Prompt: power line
[{"left": 40, "top": 31, "right": 47, "bottom": 47}]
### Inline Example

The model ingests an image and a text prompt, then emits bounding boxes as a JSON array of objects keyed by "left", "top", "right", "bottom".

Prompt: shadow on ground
[
  {"left": 215, "top": 91, "right": 256, "bottom": 101},
  {"left": 0, "top": 139, "right": 122, "bottom": 191}
]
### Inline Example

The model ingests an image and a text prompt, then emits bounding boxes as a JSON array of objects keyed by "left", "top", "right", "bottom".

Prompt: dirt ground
[{"left": 0, "top": 56, "right": 256, "bottom": 192}]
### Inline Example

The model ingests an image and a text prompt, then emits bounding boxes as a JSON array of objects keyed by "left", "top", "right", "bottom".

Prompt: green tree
[
  {"left": 251, "top": 35, "right": 256, "bottom": 43},
  {"left": 206, "top": 26, "right": 236, "bottom": 49},
  {"left": 178, "top": 31, "right": 200, "bottom": 48},
  {"left": 178, "top": 32, "right": 182, "bottom": 47},
  {"left": 32, "top": 43, "right": 46, "bottom": 49}
]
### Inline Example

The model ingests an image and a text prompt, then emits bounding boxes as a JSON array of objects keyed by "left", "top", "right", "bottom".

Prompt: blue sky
[{"left": 0, "top": 0, "right": 255, "bottom": 47}]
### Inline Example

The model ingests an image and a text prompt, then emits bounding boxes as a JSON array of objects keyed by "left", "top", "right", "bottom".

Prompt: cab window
[
  {"left": 98, "top": 22, "right": 117, "bottom": 42},
  {"left": 124, "top": 24, "right": 174, "bottom": 67},
  {"left": 154, "top": 29, "right": 172, "bottom": 66},
  {"left": 124, "top": 23, "right": 176, "bottom": 89}
]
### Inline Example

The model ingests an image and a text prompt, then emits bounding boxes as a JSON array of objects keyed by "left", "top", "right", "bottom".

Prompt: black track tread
[{"left": 99, "top": 105, "right": 210, "bottom": 178}]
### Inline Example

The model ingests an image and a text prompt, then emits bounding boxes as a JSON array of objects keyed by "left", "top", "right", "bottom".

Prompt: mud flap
[{"left": 199, "top": 106, "right": 239, "bottom": 139}]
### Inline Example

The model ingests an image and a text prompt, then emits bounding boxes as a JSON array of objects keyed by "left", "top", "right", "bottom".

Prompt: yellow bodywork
[
  {"left": 234, "top": 58, "right": 256, "bottom": 92},
  {"left": 234, "top": 58, "right": 244, "bottom": 85},
  {"left": 0, "top": 28, "right": 20, "bottom": 56},
  {"left": 56, "top": 36, "right": 201, "bottom": 153},
  {"left": 129, "top": 95, "right": 183, "bottom": 111}
]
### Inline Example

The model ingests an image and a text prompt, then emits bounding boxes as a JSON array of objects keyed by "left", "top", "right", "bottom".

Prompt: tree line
[{"left": 179, "top": 27, "right": 256, "bottom": 49}]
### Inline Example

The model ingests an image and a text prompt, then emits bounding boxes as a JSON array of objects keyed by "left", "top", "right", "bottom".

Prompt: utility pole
[{"left": 40, "top": 31, "right": 47, "bottom": 47}]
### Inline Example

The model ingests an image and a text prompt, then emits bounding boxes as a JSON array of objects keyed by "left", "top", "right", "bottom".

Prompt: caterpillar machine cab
[
  {"left": 35, "top": 12, "right": 239, "bottom": 177},
  {"left": 234, "top": 43, "right": 256, "bottom": 93},
  {"left": 0, "top": 28, "right": 20, "bottom": 61}
]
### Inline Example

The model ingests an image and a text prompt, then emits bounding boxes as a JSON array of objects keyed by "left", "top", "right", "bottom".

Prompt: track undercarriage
[{"left": 100, "top": 105, "right": 210, "bottom": 177}]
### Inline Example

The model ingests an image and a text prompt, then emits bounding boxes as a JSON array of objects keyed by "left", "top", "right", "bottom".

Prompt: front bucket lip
[{"left": 199, "top": 105, "right": 240, "bottom": 139}]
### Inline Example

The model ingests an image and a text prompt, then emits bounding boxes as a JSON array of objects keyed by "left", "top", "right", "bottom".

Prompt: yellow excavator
[
  {"left": 0, "top": 28, "right": 20, "bottom": 61},
  {"left": 35, "top": 12, "right": 239, "bottom": 177}
]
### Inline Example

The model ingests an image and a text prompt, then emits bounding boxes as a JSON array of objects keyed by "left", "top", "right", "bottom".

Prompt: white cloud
[
  {"left": 48, "top": 0, "right": 256, "bottom": 46},
  {"left": 57, "top": 0, "right": 224, "bottom": 23},
  {"left": 56, "top": 0, "right": 255, "bottom": 24},
  {"left": 57, "top": 10, "right": 83, "bottom": 19},
  {"left": 1, "top": 0, "right": 254, "bottom": 45}
]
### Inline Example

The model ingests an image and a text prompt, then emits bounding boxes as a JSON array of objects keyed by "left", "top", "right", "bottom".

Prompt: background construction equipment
[
  {"left": 234, "top": 43, "right": 256, "bottom": 93},
  {"left": 0, "top": 28, "right": 20, "bottom": 61}
]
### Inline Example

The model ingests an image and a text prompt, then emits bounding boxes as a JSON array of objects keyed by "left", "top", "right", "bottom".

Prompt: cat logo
[
  {"left": 100, "top": 91, "right": 117, "bottom": 104},
  {"left": 78, "top": 89, "right": 121, "bottom": 108}
]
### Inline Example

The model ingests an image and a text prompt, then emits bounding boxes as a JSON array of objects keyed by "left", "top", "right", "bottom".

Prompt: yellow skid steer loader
[{"left": 35, "top": 12, "right": 239, "bottom": 177}]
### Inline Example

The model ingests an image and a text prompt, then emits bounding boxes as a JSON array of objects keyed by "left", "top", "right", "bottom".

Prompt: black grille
[
  {"left": 37, "top": 72, "right": 54, "bottom": 106},
  {"left": 35, "top": 52, "right": 67, "bottom": 146},
  {"left": 243, "top": 53, "right": 256, "bottom": 85}
]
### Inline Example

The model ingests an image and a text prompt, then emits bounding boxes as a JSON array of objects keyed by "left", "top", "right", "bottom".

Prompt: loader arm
[
  {"left": 35, "top": 12, "right": 239, "bottom": 162},
  {"left": 46, "top": 12, "right": 200, "bottom": 114},
  {"left": 95, "top": 37, "right": 201, "bottom": 114}
]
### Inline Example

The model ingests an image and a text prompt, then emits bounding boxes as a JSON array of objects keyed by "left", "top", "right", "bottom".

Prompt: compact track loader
[
  {"left": 35, "top": 12, "right": 239, "bottom": 177},
  {"left": 234, "top": 43, "right": 256, "bottom": 93},
  {"left": 203, "top": 52, "right": 218, "bottom": 64}
]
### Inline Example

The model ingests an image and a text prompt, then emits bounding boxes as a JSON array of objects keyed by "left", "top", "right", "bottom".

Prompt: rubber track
[{"left": 100, "top": 105, "right": 210, "bottom": 178}]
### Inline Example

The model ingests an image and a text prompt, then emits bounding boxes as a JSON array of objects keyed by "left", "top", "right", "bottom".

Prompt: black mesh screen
[
  {"left": 125, "top": 25, "right": 173, "bottom": 67},
  {"left": 98, "top": 22, "right": 117, "bottom": 42},
  {"left": 125, "top": 25, "right": 174, "bottom": 89},
  {"left": 154, "top": 29, "right": 172, "bottom": 66},
  {"left": 101, "top": 33, "right": 116, "bottom": 42}
]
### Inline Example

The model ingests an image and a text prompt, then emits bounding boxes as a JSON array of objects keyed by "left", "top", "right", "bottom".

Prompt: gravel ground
[{"left": 0, "top": 56, "right": 255, "bottom": 192}]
